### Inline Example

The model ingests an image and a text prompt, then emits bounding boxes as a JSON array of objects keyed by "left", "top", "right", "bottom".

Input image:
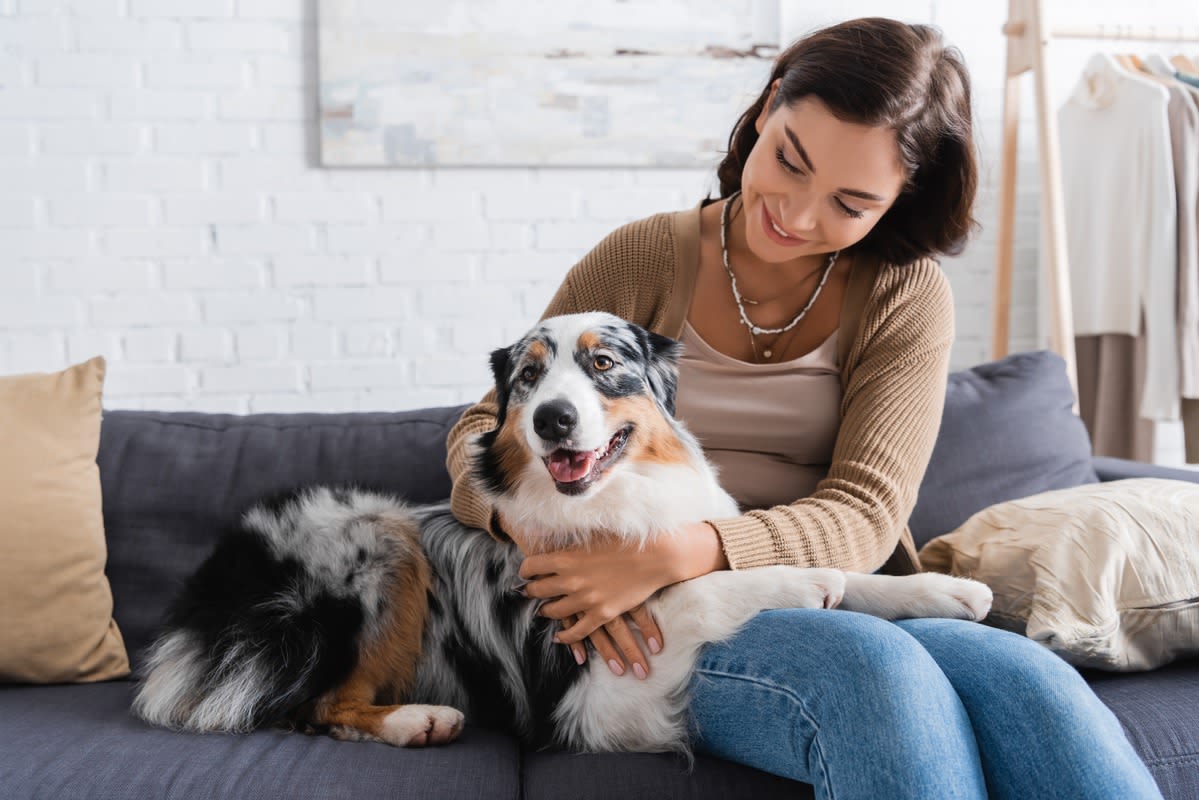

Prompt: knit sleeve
[{"left": 707, "top": 261, "right": 955, "bottom": 573}]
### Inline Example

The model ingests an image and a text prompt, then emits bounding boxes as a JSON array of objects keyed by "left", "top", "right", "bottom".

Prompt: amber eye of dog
[
  {"left": 519, "top": 365, "right": 539, "bottom": 384},
  {"left": 593, "top": 355, "right": 614, "bottom": 371}
]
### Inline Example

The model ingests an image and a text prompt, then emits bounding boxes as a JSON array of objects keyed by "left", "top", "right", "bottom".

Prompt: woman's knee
[
  {"left": 696, "top": 609, "right": 963, "bottom": 715},
  {"left": 896, "top": 618, "right": 1103, "bottom": 718},
  {"left": 690, "top": 608, "right": 984, "bottom": 792}
]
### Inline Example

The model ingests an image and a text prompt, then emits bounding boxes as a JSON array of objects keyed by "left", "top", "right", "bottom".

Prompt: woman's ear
[{"left": 754, "top": 79, "right": 781, "bottom": 134}]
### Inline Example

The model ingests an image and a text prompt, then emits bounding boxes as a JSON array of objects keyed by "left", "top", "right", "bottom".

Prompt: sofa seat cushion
[
  {"left": 1085, "top": 659, "right": 1199, "bottom": 799},
  {"left": 97, "top": 406, "right": 468, "bottom": 669},
  {"left": 0, "top": 681, "right": 518, "bottom": 800},
  {"left": 521, "top": 749, "right": 809, "bottom": 800}
]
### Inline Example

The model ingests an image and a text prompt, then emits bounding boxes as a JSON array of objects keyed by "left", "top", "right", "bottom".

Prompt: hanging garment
[
  {"left": 1145, "top": 55, "right": 1199, "bottom": 461},
  {"left": 1059, "top": 53, "right": 1179, "bottom": 427},
  {"left": 1144, "top": 54, "right": 1199, "bottom": 400},
  {"left": 1075, "top": 333, "right": 1155, "bottom": 461}
]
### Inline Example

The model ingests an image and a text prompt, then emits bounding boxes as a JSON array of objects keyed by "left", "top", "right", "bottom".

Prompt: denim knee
[
  {"left": 689, "top": 609, "right": 987, "bottom": 798},
  {"left": 694, "top": 609, "right": 975, "bottom": 741}
]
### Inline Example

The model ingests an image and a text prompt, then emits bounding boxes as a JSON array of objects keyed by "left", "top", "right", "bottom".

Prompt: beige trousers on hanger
[{"left": 1075, "top": 332, "right": 1155, "bottom": 462}]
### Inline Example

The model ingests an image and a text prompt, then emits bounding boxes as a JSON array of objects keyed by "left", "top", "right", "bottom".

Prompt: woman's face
[{"left": 740, "top": 90, "right": 907, "bottom": 262}]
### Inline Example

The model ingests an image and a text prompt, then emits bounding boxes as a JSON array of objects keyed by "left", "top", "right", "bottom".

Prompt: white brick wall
[{"left": 1, "top": 0, "right": 1194, "bottom": 462}]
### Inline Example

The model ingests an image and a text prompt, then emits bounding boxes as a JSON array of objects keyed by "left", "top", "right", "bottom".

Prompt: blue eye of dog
[{"left": 519, "top": 365, "right": 539, "bottom": 384}]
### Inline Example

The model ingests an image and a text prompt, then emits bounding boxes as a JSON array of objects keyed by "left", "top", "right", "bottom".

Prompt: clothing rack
[{"left": 991, "top": 0, "right": 1199, "bottom": 401}]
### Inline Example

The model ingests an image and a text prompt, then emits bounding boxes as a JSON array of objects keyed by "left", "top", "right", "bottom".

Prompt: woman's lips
[{"left": 760, "top": 203, "right": 809, "bottom": 247}]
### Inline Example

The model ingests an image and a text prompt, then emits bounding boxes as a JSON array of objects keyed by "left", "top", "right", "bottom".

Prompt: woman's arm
[{"left": 708, "top": 260, "right": 955, "bottom": 573}]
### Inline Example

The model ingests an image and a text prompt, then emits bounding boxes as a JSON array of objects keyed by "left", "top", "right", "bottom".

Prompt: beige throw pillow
[
  {"left": 919, "top": 478, "right": 1199, "bottom": 671},
  {"left": 0, "top": 357, "right": 130, "bottom": 683}
]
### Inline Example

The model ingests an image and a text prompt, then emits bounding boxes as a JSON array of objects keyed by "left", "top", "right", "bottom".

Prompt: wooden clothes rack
[{"left": 991, "top": 0, "right": 1199, "bottom": 401}]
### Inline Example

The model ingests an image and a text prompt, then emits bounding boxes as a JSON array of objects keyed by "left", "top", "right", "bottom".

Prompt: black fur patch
[{"left": 162, "top": 507, "right": 365, "bottom": 726}]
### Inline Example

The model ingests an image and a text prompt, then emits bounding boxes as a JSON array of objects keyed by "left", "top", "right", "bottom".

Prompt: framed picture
[{"left": 318, "top": 1, "right": 780, "bottom": 167}]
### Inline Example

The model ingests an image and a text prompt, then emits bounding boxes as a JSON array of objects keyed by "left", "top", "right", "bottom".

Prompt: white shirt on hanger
[{"left": 1058, "top": 53, "right": 1179, "bottom": 420}]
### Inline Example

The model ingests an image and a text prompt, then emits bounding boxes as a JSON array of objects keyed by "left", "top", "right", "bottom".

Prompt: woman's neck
[{"left": 723, "top": 195, "right": 833, "bottom": 298}]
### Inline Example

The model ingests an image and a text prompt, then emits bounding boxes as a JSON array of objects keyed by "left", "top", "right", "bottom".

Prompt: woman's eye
[
  {"left": 520, "top": 365, "right": 539, "bottom": 384},
  {"left": 593, "top": 355, "right": 614, "bottom": 371},
  {"left": 837, "top": 200, "right": 865, "bottom": 219},
  {"left": 775, "top": 146, "right": 801, "bottom": 175}
]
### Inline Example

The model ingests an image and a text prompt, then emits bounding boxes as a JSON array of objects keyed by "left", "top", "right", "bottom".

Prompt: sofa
[{"left": 2, "top": 350, "right": 1197, "bottom": 800}]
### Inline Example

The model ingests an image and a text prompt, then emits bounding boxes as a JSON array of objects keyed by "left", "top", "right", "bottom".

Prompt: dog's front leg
[
  {"left": 653, "top": 566, "right": 846, "bottom": 651},
  {"left": 837, "top": 572, "right": 992, "bottom": 621}
]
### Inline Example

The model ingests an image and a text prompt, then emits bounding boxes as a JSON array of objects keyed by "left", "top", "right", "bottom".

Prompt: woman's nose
[{"left": 779, "top": 194, "right": 818, "bottom": 235}]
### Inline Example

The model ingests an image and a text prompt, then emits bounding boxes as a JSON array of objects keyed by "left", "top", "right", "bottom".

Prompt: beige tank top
[{"left": 674, "top": 321, "right": 842, "bottom": 511}]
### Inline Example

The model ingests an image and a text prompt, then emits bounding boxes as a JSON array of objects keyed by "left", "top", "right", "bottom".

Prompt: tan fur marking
[
  {"left": 605, "top": 395, "right": 689, "bottom": 466},
  {"left": 309, "top": 518, "right": 457, "bottom": 746},
  {"left": 526, "top": 340, "right": 549, "bottom": 362},
  {"left": 577, "top": 331, "right": 601, "bottom": 352},
  {"left": 492, "top": 407, "right": 532, "bottom": 485}
]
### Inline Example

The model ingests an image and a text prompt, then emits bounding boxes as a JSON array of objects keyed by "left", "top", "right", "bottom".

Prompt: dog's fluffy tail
[{"left": 132, "top": 487, "right": 413, "bottom": 734}]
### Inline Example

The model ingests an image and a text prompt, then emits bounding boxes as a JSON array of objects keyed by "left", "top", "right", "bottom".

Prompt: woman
[{"left": 445, "top": 17, "right": 1163, "bottom": 800}]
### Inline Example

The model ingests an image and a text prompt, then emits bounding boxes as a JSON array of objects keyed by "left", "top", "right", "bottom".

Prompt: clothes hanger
[
  {"left": 1112, "top": 53, "right": 1139, "bottom": 71},
  {"left": 1170, "top": 53, "right": 1198, "bottom": 73}
]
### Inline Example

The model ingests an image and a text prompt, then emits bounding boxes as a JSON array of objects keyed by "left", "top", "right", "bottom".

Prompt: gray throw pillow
[{"left": 908, "top": 350, "right": 1098, "bottom": 549}]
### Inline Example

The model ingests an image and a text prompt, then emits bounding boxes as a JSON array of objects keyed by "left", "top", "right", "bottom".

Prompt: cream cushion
[
  {"left": 920, "top": 478, "right": 1199, "bottom": 671},
  {"left": 0, "top": 357, "right": 130, "bottom": 683}
]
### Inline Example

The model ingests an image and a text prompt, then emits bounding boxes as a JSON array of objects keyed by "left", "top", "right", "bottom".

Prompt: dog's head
[{"left": 474, "top": 312, "right": 684, "bottom": 499}]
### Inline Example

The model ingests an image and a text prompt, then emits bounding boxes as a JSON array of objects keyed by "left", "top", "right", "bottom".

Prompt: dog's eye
[
  {"left": 519, "top": 365, "right": 540, "bottom": 384},
  {"left": 593, "top": 355, "right": 614, "bottom": 372}
]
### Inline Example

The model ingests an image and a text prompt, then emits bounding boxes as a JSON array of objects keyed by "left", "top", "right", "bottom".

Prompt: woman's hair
[{"left": 716, "top": 17, "right": 979, "bottom": 265}]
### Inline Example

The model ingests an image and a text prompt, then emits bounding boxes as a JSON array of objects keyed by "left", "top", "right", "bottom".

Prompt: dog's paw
[
  {"left": 381, "top": 705, "right": 465, "bottom": 747},
  {"left": 916, "top": 573, "right": 993, "bottom": 621},
  {"left": 789, "top": 567, "right": 846, "bottom": 610}
]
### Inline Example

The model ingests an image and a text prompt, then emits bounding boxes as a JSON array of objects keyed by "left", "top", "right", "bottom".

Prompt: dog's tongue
[{"left": 548, "top": 450, "right": 595, "bottom": 483}]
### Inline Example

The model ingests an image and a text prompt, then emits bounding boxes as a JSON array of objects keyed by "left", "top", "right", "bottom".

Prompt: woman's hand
[
  {"left": 518, "top": 522, "right": 729, "bottom": 678},
  {"left": 558, "top": 607, "right": 661, "bottom": 680}
]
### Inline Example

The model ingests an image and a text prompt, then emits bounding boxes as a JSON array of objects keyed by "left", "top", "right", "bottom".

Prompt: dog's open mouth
[{"left": 544, "top": 425, "right": 632, "bottom": 495}]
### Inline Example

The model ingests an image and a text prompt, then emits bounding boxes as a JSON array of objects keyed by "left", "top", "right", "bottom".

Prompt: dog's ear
[
  {"left": 638, "top": 328, "right": 682, "bottom": 417},
  {"left": 488, "top": 345, "right": 514, "bottom": 426}
]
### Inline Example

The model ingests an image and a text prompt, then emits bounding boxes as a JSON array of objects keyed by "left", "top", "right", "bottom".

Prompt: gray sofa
[{"left": 2, "top": 350, "right": 1197, "bottom": 799}]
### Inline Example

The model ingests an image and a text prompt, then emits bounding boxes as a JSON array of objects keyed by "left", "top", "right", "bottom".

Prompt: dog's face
[{"left": 475, "top": 312, "right": 683, "bottom": 498}]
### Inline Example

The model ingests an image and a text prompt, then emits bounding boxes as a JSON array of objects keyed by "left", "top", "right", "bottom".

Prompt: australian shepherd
[{"left": 132, "top": 312, "right": 991, "bottom": 753}]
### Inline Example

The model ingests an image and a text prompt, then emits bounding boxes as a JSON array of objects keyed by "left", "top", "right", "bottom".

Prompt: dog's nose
[{"left": 533, "top": 400, "right": 578, "bottom": 441}]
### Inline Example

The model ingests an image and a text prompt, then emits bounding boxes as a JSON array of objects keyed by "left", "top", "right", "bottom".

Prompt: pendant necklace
[{"left": 720, "top": 190, "right": 839, "bottom": 361}]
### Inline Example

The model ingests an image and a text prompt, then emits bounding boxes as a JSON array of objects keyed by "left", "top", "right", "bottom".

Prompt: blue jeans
[{"left": 688, "top": 609, "right": 1163, "bottom": 799}]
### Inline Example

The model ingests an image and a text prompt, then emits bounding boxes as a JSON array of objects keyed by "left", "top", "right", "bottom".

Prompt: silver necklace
[{"left": 720, "top": 190, "right": 839, "bottom": 360}]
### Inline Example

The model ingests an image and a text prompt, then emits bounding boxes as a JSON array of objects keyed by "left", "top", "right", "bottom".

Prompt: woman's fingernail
[
  {"left": 647, "top": 637, "right": 661, "bottom": 654},
  {"left": 607, "top": 659, "right": 624, "bottom": 676},
  {"left": 573, "top": 648, "right": 585, "bottom": 665},
  {"left": 633, "top": 663, "right": 648, "bottom": 680}
]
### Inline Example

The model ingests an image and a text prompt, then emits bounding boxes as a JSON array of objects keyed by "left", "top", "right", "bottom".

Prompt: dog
[{"left": 132, "top": 311, "right": 992, "bottom": 753}]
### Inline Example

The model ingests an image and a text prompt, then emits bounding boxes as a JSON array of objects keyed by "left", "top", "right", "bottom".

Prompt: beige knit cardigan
[{"left": 445, "top": 204, "right": 955, "bottom": 576}]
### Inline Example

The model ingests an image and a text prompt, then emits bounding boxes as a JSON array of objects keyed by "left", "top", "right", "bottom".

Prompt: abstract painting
[{"left": 318, "top": 1, "right": 779, "bottom": 167}]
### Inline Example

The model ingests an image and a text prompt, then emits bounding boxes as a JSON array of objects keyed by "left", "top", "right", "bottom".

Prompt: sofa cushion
[
  {"left": 97, "top": 405, "right": 469, "bottom": 670},
  {"left": 921, "top": 479, "right": 1199, "bottom": 671},
  {"left": 522, "top": 750, "right": 808, "bottom": 800},
  {"left": 0, "top": 681, "right": 518, "bottom": 800},
  {"left": 908, "top": 350, "right": 1098, "bottom": 549},
  {"left": 1085, "top": 659, "right": 1199, "bottom": 799},
  {"left": 0, "top": 357, "right": 129, "bottom": 684}
]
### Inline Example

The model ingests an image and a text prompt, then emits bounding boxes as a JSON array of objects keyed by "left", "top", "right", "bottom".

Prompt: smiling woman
[{"left": 445, "top": 16, "right": 1164, "bottom": 800}]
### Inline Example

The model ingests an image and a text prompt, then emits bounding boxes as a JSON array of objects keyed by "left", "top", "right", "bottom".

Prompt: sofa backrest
[
  {"left": 98, "top": 405, "right": 468, "bottom": 671},
  {"left": 98, "top": 350, "right": 1096, "bottom": 671},
  {"left": 907, "top": 350, "right": 1098, "bottom": 548}
]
